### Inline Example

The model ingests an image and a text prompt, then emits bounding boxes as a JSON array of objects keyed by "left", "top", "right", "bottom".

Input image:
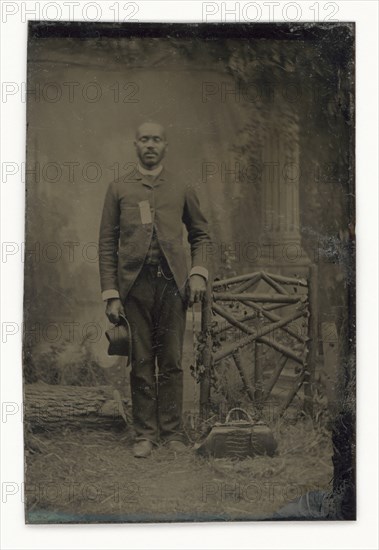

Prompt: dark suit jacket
[{"left": 99, "top": 167, "right": 211, "bottom": 302}]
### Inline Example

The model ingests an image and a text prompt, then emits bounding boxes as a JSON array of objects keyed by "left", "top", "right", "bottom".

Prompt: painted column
[{"left": 260, "top": 112, "right": 309, "bottom": 266}]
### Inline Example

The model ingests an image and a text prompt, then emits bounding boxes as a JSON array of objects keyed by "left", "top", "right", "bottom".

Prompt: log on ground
[{"left": 24, "top": 383, "right": 131, "bottom": 431}]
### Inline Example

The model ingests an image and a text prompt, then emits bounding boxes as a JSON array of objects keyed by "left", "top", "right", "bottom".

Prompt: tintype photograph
[{"left": 23, "top": 21, "right": 355, "bottom": 523}]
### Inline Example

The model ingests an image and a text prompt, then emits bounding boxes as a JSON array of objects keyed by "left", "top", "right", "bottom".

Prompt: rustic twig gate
[{"left": 199, "top": 269, "right": 317, "bottom": 421}]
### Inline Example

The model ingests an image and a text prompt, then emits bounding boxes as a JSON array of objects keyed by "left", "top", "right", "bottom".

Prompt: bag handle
[{"left": 225, "top": 407, "right": 253, "bottom": 424}]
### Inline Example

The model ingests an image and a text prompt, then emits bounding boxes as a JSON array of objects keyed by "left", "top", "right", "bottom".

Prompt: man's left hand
[{"left": 187, "top": 274, "right": 207, "bottom": 307}]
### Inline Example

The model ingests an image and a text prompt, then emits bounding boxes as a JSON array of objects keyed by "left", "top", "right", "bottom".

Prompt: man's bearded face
[{"left": 134, "top": 123, "right": 168, "bottom": 169}]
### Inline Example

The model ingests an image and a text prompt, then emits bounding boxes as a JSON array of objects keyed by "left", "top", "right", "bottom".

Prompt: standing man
[{"left": 99, "top": 122, "right": 211, "bottom": 457}]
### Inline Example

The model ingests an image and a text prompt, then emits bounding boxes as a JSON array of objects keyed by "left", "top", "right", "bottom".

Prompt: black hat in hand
[{"left": 105, "top": 314, "right": 132, "bottom": 366}]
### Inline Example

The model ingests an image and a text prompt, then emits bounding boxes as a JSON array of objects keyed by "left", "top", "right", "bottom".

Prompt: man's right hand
[{"left": 105, "top": 298, "right": 125, "bottom": 325}]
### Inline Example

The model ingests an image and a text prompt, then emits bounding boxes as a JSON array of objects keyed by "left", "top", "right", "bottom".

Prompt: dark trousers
[{"left": 123, "top": 262, "right": 187, "bottom": 444}]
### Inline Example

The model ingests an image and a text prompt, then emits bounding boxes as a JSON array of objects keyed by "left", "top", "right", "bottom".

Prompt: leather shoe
[
  {"left": 133, "top": 440, "right": 153, "bottom": 458},
  {"left": 167, "top": 440, "right": 187, "bottom": 453}
]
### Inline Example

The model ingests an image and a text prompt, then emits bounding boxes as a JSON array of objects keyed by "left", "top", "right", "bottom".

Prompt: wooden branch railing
[
  {"left": 240, "top": 299, "right": 307, "bottom": 343},
  {"left": 199, "top": 269, "right": 314, "bottom": 420},
  {"left": 200, "top": 283, "right": 213, "bottom": 421},
  {"left": 212, "top": 306, "right": 306, "bottom": 363},
  {"left": 214, "top": 292, "right": 303, "bottom": 303}
]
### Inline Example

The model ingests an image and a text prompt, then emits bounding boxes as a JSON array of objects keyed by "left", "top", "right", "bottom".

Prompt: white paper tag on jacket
[{"left": 138, "top": 200, "right": 152, "bottom": 224}]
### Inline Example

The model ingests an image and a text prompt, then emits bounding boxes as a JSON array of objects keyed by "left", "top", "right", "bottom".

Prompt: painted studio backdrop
[{"left": 23, "top": 23, "right": 355, "bottom": 522}]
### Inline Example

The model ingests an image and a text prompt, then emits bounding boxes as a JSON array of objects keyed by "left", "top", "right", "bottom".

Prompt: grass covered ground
[{"left": 25, "top": 416, "right": 333, "bottom": 523}]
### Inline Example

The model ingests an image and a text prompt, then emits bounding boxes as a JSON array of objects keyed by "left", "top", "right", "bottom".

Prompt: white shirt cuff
[
  {"left": 102, "top": 289, "right": 120, "bottom": 301},
  {"left": 190, "top": 266, "right": 208, "bottom": 281}
]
